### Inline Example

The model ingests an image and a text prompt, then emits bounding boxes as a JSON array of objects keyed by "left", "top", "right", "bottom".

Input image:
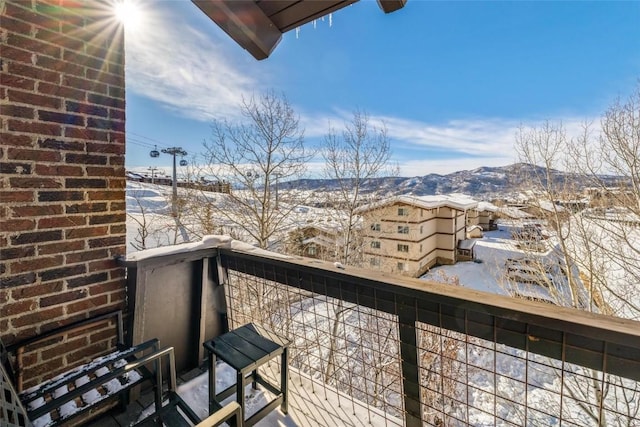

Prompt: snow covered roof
[
  {"left": 498, "top": 207, "right": 534, "bottom": 219},
  {"left": 356, "top": 194, "right": 478, "bottom": 213},
  {"left": 476, "top": 201, "right": 499, "bottom": 212}
]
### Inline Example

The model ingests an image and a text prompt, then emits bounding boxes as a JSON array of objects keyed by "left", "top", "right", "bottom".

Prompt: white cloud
[{"left": 124, "top": 3, "right": 259, "bottom": 121}]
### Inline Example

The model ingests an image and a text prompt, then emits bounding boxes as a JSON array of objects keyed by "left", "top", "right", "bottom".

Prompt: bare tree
[
  {"left": 510, "top": 84, "right": 640, "bottom": 425},
  {"left": 201, "top": 91, "right": 312, "bottom": 249},
  {"left": 322, "top": 109, "right": 393, "bottom": 266}
]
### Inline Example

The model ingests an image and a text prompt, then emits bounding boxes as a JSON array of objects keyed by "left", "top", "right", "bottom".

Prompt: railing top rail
[{"left": 218, "top": 248, "right": 640, "bottom": 349}]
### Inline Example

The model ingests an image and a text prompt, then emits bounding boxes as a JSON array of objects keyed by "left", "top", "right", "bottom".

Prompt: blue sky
[{"left": 122, "top": 0, "right": 640, "bottom": 177}]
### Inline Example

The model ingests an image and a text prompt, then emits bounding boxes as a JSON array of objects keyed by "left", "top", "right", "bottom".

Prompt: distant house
[
  {"left": 287, "top": 223, "right": 343, "bottom": 261},
  {"left": 357, "top": 195, "right": 478, "bottom": 277}
]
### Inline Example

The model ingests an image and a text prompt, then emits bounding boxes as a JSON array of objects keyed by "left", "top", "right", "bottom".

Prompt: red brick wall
[{"left": 1, "top": 0, "right": 126, "bottom": 385}]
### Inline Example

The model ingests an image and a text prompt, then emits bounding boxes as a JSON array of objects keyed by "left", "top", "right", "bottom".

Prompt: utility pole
[
  {"left": 161, "top": 147, "right": 187, "bottom": 217},
  {"left": 147, "top": 166, "right": 158, "bottom": 184}
]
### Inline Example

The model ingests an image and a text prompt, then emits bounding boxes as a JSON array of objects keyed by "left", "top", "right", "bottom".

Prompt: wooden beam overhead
[
  {"left": 193, "top": 0, "right": 408, "bottom": 60},
  {"left": 192, "top": 0, "right": 282, "bottom": 60},
  {"left": 377, "top": 0, "right": 406, "bottom": 14}
]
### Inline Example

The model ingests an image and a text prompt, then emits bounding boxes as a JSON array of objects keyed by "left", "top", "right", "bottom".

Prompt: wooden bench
[{"left": 1, "top": 311, "right": 242, "bottom": 427}]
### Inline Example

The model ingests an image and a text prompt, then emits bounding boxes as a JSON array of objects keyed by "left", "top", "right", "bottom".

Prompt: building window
[
  {"left": 397, "top": 262, "right": 405, "bottom": 271},
  {"left": 371, "top": 241, "right": 381, "bottom": 249},
  {"left": 307, "top": 245, "right": 316, "bottom": 256},
  {"left": 398, "top": 207, "right": 409, "bottom": 216},
  {"left": 420, "top": 225, "right": 423, "bottom": 234},
  {"left": 397, "top": 244, "right": 409, "bottom": 253},
  {"left": 371, "top": 223, "right": 381, "bottom": 232},
  {"left": 420, "top": 244, "right": 423, "bottom": 253},
  {"left": 370, "top": 257, "right": 380, "bottom": 266},
  {"left": 398, "top": 225, "right": 409, "bottom": 234}
]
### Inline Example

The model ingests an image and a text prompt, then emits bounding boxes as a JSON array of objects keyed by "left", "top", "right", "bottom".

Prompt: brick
[
  {"left": 108, "top": 62, "right": 124, "bottom": 77},
  {"left": 1, "top": 15, "right": 32, "bottom": 34},
  {"left": 0, "top": 73, "right": 36, "bottom": 91},
  {"left": 8, "top": 33, "right": 62, "bottom": 58},
  {"left": 3, "top": 300, "right": 38, "bottom": 316},
  {"left": 1, "top": 45, "right": 34, "bottom": 63},
  {"left": 39, "top": 138, "right": 84, "bottom": 151},
  {"left": 34, "top": 164, "right": 84, "bottom": 176},
  {"left": 108, "top": 178, "right": 126, "bottom": 189},
  {"left": 38, "top": 215, "right": 86, "bottom": 229},
  {"left": 37, "top": 240, "right": 85, "bottom": 255},
  {"left": 38, "top": 190, "right": 84, "bottom": 202},
  {"left": 38, "top": 110, "right": 85, "bottom": 126},
  {"left": 0, "top": 190, "right": 35, "bottom": 203},
  {"left": 63, "top": 50, "right": 106, "bottom": 71},
  {"left": 89, "top": 213, "right": 125, "bottom": 225},
  {"left": 7, "top": 62, "right": 61, "bottom": 83},
  {"left": 67, "top": 272, "right": 109, "bottom": 288},
  {"left": 86, "top": 142, "right": 125, "bottom": 155},
  {"left": 0, "top": 218, "right": 36, "bottom": 231},
  {"left": 86, "top": 117, "right": 124, "bottom": 132},
  {"left": 12, "top": 282, "right": 64, "bottom": 300},
  {"left": 65, "top": 226, "right": 108, "bottom": 239},
  {"left": 40, "top": 264, "right": 86, "bottom": 281},
  {"left": 109, "top": 289, "right": 125, "bottom": 305},
  {"left": 40, "top": 289, "right": 87, "bottom": 308},
  {"left": 87, "top": 68, "right": 124, "bottom": 87},
  {"left": 108, "top": 86, "right": 125, "bottom": 99},
  {"left": 64, "top": 127, "right": 109, "bottom": 141},
  {"left": 65, "top": 153, "right": 107, "bottom": 165},
  {"left": 66, "top": 295, "right": 109, "bottom": 316},
  {"left": 0, "top": 105, "right": 35, "bottom": 119},
  {"left": 37, "top": 81, "right": 85, "bottom": 101},
  {"left": 66, "top": 178, "right": 106, "bottom": 188},
  {"left": 11, "top": 256, "right": 63, "bottom": 274},
  {"left": 63, "top": 75, "right": 107, "bottom": 95},
  {"left": 0, "top": 132, "right": 33, "bottom": 147},
  {"left": 86, "top": 166, "right": 120, "bottom": 177},
  {"left": 88, "top": 280, "right": 123, "bottom": 297},
  {"left": 110, "top": 202, "right": 125, "bottom": 211},
  {"left": 88, "top": 259, "right": 117, "bottom": 272},
  {"left": 66, "top": 249, "right": 108, "bottom": 264},
  {"left": 90, "top": 328, "right": 117, "bottom": 344},
  {"left": 8, "top": 119, "right": 62, "bottom": 136},
  {"left": 8, "top": 147, "right": 61, "bottom": 162},
  {"left": 11, "top": 204, "right": 63, "bottom": 217},
  {"left": 89, "top": 236, "right": 123, "bottom": 248},
  {"left": 109, "top": 223, "right": 126, "bottom": 234},
  {"left": 4, "top": 2, "right": 58, "bottom": 29},
  {"left": 1, "top": 272, "right": 36, "bottom": 289},
  {"left": 9, "top": 177, "right": 62, "bottom": 188},
  {"left": 65, "top": 100, "right": 108, "bottom": 117},
  {"left": 35, "top": 28, "right": 83, "bottom": 52},
  {"left": 0, "top": 246, "right": 36, "bottom": 260},
  {"left": 8, "top": 89, "right": 61, "bottom": 109},
  {"left": 21, "top": 357, "right": 64, "bottom": 385},
  {"left": 11, "top": 230, "right": 62, "bottom": 245},
  {"left": 65, "top": 202, "right": 107, "bottom": 214},
  {"left": 109, "top": 155, "right": 125, "bottom": 166},
  {"left": 41, "top": 336, "right": 88, "bottom": 361},
  {"left": 66, "top": 341, "right": 109, "bottom": 364},
  {"left": 87, "top": 190, "right": 123, "bottom": 201},
  {"left": 109, "top": 108, "right": 125, "bottom": 121},
  {"left": 87, "top": 93, "right": 123, "bottom": 109},
  {"left": 0, "top": 162, "right": 32, "bottom": 174},
  {"left": 37, "top": 55, "right": 85, "bottom": 77},
  {"left": 109, "top": 131, "right": 125, "bottom": 144}
]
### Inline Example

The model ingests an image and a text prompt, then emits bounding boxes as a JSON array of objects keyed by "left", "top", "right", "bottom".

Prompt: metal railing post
[{"left": 397, "top": 294, "right": 422, "bottom": 427}]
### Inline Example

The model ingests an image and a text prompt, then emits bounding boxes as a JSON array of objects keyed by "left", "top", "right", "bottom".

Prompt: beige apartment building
[{"left": 358, "top": 195, "right": 479, "bottom": 277}]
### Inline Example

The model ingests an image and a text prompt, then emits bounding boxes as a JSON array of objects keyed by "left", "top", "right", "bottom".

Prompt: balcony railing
[{"left": 122, "top": 242, "right": 640, "bottom": 426}]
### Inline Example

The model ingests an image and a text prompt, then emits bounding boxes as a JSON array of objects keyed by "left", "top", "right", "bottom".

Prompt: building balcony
[{"left": 4, "top": 238, "right": 640, "bottom": 426}]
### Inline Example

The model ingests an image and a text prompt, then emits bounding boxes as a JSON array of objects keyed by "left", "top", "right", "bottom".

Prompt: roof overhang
[{"left": 192, "top": 0, "right": 407, "bottom": 60}]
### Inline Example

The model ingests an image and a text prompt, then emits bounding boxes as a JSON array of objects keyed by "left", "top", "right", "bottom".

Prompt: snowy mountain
[{"left": 283, "top": 163, "right": 612, "bottom": 198}]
